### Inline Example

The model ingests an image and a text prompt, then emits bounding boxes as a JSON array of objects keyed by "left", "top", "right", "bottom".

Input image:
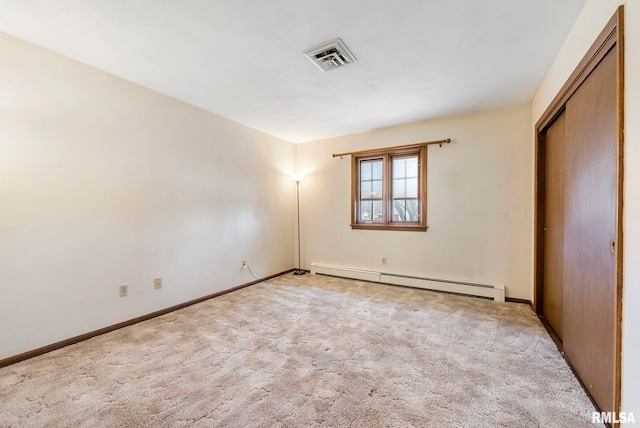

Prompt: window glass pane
[
  {"left": 360, "top": 181, "right": 372, "bottom": 200},
  {"left": 393, "top": 178, "right": 405, "bottom": 198},
  {"left": 394, "top": 199, "right": 419, "bottom": 222},
  {"left": 371, "top": 179, "right": 383, "bottom": 199},
  {"left": 360, "top": 201, "right": 373, "bottom": 221},
  {"left": 391, "top": 154, "right": 419, "bottom": 222},
  {"left": 406, "top": 157, "right": 418, "bottom": 177},
  {"left": 393, "top": 158, "right": 406, "bottom": 178},
  {"left": 359, "top": 200, "right": 385, "bottom": 222},
  {"left": 360, "top": 159, "right": 383, "bottom": 202},
  {"left": 373, "top": 200, "right": 384, "bottom": 222},
  {"left": 406, "top": 177, "right": 418, "bottom": 198},
  {"left": 405, "top": 199, "right": 419, "bottom": 221},
  {"left": 360, "top": 161, "right": 371, "bottom": 179},
  {"left": 361, "top": 182, "right": 383, "bottom": 200},
  {"left": 372, "top": 160, "right": 383, "bottom": 180},
  {"left": 359, "top": 159, "right": 382, "bottom": 222},
  {"left": 392, "top": 199, "right": 405, "bottom": 221}
]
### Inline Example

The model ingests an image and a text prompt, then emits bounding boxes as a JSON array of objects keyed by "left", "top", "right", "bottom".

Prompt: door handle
[{"left": 611, "top": 241, "right": 616, "bottom": 254}]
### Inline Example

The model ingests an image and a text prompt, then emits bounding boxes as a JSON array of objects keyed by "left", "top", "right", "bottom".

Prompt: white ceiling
[{"left": 0, "top": 0, "right": 586, "bottom": 143}]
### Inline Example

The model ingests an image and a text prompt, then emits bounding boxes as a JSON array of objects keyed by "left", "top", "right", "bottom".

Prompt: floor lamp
[{"left": 291, "top": 173, "right": 305, "bottom": 275}]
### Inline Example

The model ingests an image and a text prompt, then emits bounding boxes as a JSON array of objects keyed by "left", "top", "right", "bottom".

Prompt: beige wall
[
  {"left": 295, "top": 104, "right": 533, "bottom": 300},
  {"left": 531, "top": 0, "right": 639, "bottom": 416},
  {"left": 0, "top": 33, "right": 295, "bottom": 360}
]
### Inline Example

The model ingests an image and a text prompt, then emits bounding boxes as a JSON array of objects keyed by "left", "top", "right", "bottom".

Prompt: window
[{"left": 351, "top": 146, "right": 427, "bottom": 231}]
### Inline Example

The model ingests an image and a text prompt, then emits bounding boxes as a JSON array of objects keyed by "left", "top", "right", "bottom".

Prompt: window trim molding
[{"left": 350, "top": 146, "right": 427, "bottom": 232}]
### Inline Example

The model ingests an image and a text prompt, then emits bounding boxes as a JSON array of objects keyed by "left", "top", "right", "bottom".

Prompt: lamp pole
[{"left": 291, "top": 174, "right": 305, "bottom": 275}]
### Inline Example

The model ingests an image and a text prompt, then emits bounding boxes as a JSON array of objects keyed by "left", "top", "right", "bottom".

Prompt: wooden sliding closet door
[
  {"left": 563, "top": 45, "right": 618, "bottom": 414},
  {"left": 543, "top": 111, "right": 566, "bottom": 340},
  {"left": 536, "top": 7, "right": 623, "bottom": 418}
]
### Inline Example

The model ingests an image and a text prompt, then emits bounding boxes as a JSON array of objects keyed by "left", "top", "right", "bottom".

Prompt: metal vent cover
[{"left": 303, "top": 38, "right": 357, "bottom": 72}]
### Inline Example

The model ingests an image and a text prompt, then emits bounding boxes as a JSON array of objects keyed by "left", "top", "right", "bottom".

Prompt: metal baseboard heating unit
[{"left": 310, "top": 263, "right": 505, "bottom": 302}]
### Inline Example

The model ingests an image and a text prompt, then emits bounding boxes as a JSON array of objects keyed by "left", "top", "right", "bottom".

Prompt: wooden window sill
[{"left": 350, "top": 224, "right": 428, "bottom": 232}]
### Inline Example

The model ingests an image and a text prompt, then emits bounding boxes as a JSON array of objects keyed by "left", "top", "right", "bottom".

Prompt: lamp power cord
[{"left": 243, "top": 263, "right": 259, "bottom": 281}]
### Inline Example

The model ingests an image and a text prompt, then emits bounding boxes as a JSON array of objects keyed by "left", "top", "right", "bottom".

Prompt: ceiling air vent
[{"left": 304, "top": 38, "right": 357, "bottom": 72}]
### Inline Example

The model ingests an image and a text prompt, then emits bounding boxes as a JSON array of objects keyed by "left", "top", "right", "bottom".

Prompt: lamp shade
[{"left": 291, "top": 173, "right": 305, "bottom": 182}]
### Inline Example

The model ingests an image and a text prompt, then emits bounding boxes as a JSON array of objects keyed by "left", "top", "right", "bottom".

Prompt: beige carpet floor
[{"left": 0, "top": 274, "right": 600, "bottom": 427}]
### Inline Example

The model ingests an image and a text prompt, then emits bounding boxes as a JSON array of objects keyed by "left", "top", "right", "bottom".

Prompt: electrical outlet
[
  {"left": 154, "top": 278, "right": 162, "bottom": 289},
  {"left": 382, "top": 257, "right": 387, "bottom": 265},
  {"left": 241, "top": 260, "right": 247, "bottom": 269},
  {"left": 119, "top": 284, "right": 128, "bottom": 297}
]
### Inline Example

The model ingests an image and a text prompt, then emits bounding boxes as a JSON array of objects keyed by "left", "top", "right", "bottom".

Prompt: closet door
[
  {"left": 543, "top": 111, "right": 566, "bottom": 340},
  {"left": 563, "top": 45, "right": 618, "bottom": 414}
]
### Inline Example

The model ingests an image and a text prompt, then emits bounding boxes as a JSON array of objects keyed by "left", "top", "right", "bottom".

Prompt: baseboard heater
[{"left": 310, "top": 263, "right": 505, "bottom": 302}]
